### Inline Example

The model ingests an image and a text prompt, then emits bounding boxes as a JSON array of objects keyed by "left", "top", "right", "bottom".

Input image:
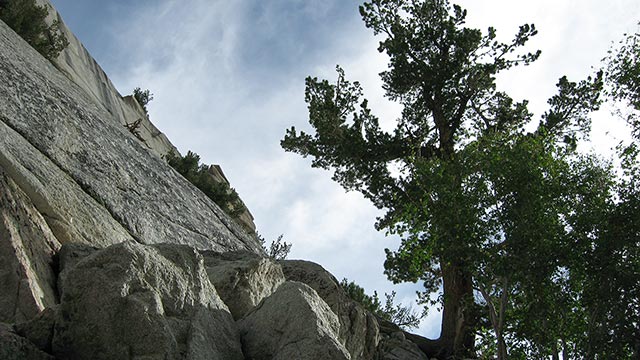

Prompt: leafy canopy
[{"left": 282, "top": 0, "right": 610, "bottom": 358}]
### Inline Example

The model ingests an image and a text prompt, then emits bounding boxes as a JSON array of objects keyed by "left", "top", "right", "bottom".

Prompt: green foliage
[
  {"left": 573, "top": 28, "right": 640, "bottom": 359},
  {"left": 258, "top": 234, "right": 292, "bottom": 260},
  {"left": 133, "top": 87, "right": 154, "bottom": 114},
  {"left": 340, "top": 278, "right": 383, "bottom": 314},
  {"left": 165, "top": 150, "right": 246, "bottom": 220},
  {"left": 282, "top": 0, "right": 616, "bottom": 358},
  {"left": 339, "top": 278, "right": 423, "bottom": 330},
  {"left": 0, "top": 0, "right": 68, "bottom": 61},
  {"left": 606, "top": 24, "right": 640, "bottom": 138}
]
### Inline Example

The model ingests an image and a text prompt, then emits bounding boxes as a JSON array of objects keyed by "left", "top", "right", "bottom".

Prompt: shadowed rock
[
  {"left": 375, "top": 318, "right": 430, "bottom": 360},
  {"left": 239, "top": 281, "right": 351, "bottom": 360},
  {"left": 0, "top": 323, "right": 53, "bottom": 360},
  {"left": 0, "top": 169, "right": 60, "bottom": 323},
  {"left": 281, "top": 260, "right": 380, "bottom": 360},
  {"left": 51, "top": 242, "right": 243, "bottom": 360},
  {"left": 201, "top": 250, "right": 285, "bottom": 320}
]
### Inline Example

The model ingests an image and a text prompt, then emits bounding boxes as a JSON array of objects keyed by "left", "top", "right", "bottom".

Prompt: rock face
[
  {"left": 0, "top": 323, "right": 54, "bottom": 360},
  {"left": 0, "top": 4, "right": 432, "bottom": 359},
  {"left": 0, "top": 19, "right": 260, "bottom": 254},
  {"left": 34, "top": 0, "right": 257, "bottom": 232},
  {"left": 33, "top": 0, "right": 177, "bottom": 158},
  {"left": 239, "top": 281, "right": 351, "bottom": 360},
  {"left": 281, "top": 260, "right": 381, "bottom": 360},
  {"left": 202, "top": 250, "right": 285, "bottom": 320},
  {"left": 47, "top": 242, "right": 244, "bottom": 360},
  {"left": 0, "top": 168, "right": 60, "bottom": 323}
]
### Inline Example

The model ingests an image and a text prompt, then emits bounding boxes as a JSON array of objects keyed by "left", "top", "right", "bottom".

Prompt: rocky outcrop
[
  {"left": 33, "top": 0, "right": 257, "bottom": 232},
  {"left": 10, "top": 243, "right": 388, "bottom": 360},
  {"left": 239, "top": 281, "right": 351, "bottom": 360},
  {"left": 33, "top": 0, "right": 177, "bottom": 158},
  {"left": 0, "top": 323, "right": 53, "bottom": 360},
  {"left": 207, "top": 165, "right": 256, "bottom": 232},
  {"left": 50, "top": 242, "right": 243, "bottom": 360},
  {"left": 0, "top": 169, "right": 60, "bottom": 323},
  {"left": 202, "top": 250, "right": 285, "bottom": 320},
  {"left": 0, "top": 3, "right": 433, "bottom": 358},
  {"left": 281, "top": 260, "right": 381, "bottom": 360},
  {"left": 0, "top": 19, "right": 260, "bottom": 253},
  {"left": 376, "top": 319, "right": 430, "bottom": 360}
]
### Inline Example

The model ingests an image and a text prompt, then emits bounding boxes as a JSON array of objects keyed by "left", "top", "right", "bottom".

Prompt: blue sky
[{"left": 49, "top": 0, "right": 640, "bottom": 338}]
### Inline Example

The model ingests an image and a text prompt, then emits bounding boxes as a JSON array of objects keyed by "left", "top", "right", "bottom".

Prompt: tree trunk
[
  {"left": 478, "top": 279, "right": 509, "bottom": 360},
  {"left": 437, "top": 261, "right": 476, "bottom": 359},
  {"left": 551, "top": 341, "right": 560, "bottom": 360}
]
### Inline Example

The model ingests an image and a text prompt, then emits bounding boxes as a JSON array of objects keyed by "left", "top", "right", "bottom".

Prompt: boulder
[
  {"left": 0, "top": 169, "right": 60, "bottom": 323},
  {"left": 51, "top": 241, "right": 243, "bottom": 360},
  {"left": 14, "top": 307, "right": 57, "bottom": 353},
  {"left": 0, "top": 323, "right": 54, "bottom": 360},
  {"left": 376, "top": 337, "right": 430, "bottom": 360},
  {"left": 375, "top": 318, "right": 431, "bottom": 360},
  {"left": 376, "top": 331, "right": 429, "bottom": 360},
  {"left": 239, "top": 281, "right": 351, "bottom": 360},
  {"left": 281, "top": 260, "right": 380, "bottom": 360},
  {"left": 201, "top": 250, "right": 285, "bottom": 320}
]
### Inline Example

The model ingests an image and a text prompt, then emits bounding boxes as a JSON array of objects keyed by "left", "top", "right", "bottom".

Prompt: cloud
[{"left": 55, "top": 0, "right": 640, "bottom": 340}]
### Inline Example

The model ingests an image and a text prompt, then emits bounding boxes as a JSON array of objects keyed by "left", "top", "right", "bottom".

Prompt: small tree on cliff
[
  {"left": 165, "top": 150, "right": 246, "bottom": 221},
  {"left": 0, "top": 0, "right": 68, "bottom": 61},
  {"left": 133, "top": 87, "right": 154, "bottom": 114},
  {"left": 282, "top": 0, "right": 603, "bottom": 357}
]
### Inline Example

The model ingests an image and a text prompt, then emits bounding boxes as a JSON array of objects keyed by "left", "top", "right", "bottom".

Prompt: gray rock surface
[
  {"left": 0, "top": 116, "right": 134, "bottom": 248},
  {"left": 202, "top": 250, "right": 285, "bottom": 320},
  {"left": 239, "top": 281, "right": 351, "bottom": 360},
  {"left": 0, "top": 323, "right": 54, "bottom": 360},
  {"left": 0, "top": 169, "right": 60, "bottom": 323},
  {"left": 281, "top": 260, "right": 380, "bottom": 360},
  {"left": 34, "top": 0, "right": 178, "bottom": 159},
  {"left": 14, "top": 307, "right": 57, "bottom": 353},
  {"left": 376, "top": 332, "right": 430, "bottom": 360},
  {"left": 52, "top": 241, "right": 243, "bottom": 360},
  {"left": 207, "top": 165, "right": 256, "bottom": 232},
  {"left": 35, "top": 0, "right": 258, "bottom": 232},
  {"left": 377, "top": 338, "right": 430, "bottom": 360},
  {"left": 0, "top": 19, "right": 262, "bottom": 253},
  {"left": 375, "top": 319, "right": 431, "bottom": 360}
]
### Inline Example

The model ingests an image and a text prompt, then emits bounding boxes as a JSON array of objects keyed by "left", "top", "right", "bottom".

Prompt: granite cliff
[{"left": 0, "top": 2, "right": 433, "bottom": 359}]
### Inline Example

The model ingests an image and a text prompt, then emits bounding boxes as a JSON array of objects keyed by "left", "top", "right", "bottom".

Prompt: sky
[{"left": 49, "top": 0, "right": 639, "bottom": 338}]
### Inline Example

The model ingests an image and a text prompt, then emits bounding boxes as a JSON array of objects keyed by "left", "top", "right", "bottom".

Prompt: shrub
[
  {"left": 124, "top": 118, "right": 146, "bottom": 144},
  {"left": 340, "top": 278, "right": 424, "bottom": 330},
  {"left": 258, "top": 234, "right": 292, "bottom": 260},
  {"left": 165, "top": 150, "right": 246, "bottom": 220},
  {"left": 133, "top": 87, "right": 153, "bottom": 114},
  {"left": 0, "top": 0, "right": 69, "bottom": 61}
]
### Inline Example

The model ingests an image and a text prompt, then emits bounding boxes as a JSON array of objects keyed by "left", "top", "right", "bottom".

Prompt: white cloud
[{"left": 72, "top": 0, "right": 640, "bottom": 341}]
